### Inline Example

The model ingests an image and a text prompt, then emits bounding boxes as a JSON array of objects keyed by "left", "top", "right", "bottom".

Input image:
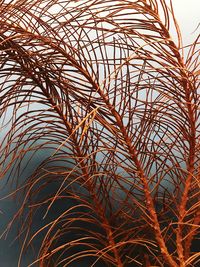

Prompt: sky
[{"left": 172, "top": 0, "right": 199, "bottom": 44}]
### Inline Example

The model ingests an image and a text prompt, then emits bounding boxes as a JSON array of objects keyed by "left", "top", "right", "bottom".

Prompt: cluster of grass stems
[{"left": 0, "top": 0, "right": 199, "bottom": 266}]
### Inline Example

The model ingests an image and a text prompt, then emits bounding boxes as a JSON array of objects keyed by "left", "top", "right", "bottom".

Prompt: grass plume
[{"left": 0, "top": 0, "right": 199, "bottom": 266}]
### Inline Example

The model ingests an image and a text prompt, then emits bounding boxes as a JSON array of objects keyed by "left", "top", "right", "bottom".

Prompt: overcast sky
[{"left": 172, "top": 0, "right": 199, "bottom": 44}]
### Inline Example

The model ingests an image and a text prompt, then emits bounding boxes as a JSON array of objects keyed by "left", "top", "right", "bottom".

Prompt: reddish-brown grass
[{"left": 0, "top": 0, "right": 199, "bottom": 266}]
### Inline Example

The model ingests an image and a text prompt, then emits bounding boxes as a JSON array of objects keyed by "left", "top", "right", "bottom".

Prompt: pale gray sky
[{"left": 173, "top": 0, "right": 199, "bottom": 44}]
